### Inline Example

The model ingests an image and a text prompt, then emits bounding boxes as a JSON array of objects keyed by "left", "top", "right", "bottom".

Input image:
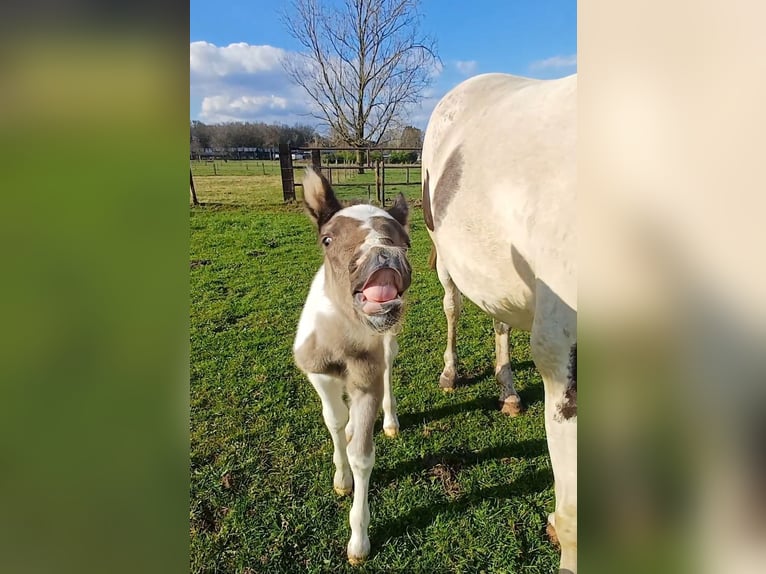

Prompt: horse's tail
[{"left": 428, "top": 241, "right": 438, "bottom": 270}]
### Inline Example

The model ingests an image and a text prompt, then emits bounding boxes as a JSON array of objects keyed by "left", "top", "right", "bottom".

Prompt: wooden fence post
[
  {"left": 375, "top": 160, "right": 381, "bottom": 204},
  {"left": 311, "top": 149, "right": 321, "bottom": 173},
  {"left": 279, "top": 143, "right": 295, "bottom": 202},
  {"left": 381, "top": 157, "right": 386, "bottom": 206},
  {"left": 190, "top": 168, "right": 199, "bottom": 205}
]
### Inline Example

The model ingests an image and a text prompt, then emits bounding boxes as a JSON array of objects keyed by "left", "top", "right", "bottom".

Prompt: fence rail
[{"left": 278, "top": 144, "right": 422, "bottom": 205}]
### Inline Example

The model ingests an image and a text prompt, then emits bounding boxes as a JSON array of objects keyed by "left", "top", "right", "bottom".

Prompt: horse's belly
[{"left": 440, "top": 243, "right": 535, "bottom": 331}]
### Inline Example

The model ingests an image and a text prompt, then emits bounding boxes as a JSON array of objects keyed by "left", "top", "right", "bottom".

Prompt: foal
[{"left": 293, "top": 168, "right": 411, "bottom": 564}]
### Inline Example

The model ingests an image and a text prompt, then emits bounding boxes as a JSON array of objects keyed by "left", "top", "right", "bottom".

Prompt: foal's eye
[{"left": 321, "top": 235, "right": 333, "bottom": 247}]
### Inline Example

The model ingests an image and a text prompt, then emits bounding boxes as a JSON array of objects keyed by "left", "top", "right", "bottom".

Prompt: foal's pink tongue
[{"left": 362, "top": 269, "right": 399, "bottom": 303}]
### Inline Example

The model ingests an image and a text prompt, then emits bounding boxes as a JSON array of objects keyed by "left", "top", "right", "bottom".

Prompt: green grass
[{"left": 190, "top": 197, "right": 556, "bottom": 572}]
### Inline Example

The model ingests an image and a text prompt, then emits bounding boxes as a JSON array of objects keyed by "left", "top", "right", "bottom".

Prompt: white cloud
[
  {"left": 190, "top": 41, "right": 285, "bottom": 78},
  {"left": 529, "top": 54, "right": 577, "bottom": 70},
  {"left": 190, "top": 41, "right": 314, "bottom": 124},
  {"left": 200, "top": 94, "right": 291, "bottom": 122},
  {"left": 455, "top": 60, "right": 478, "bottom": 76}
]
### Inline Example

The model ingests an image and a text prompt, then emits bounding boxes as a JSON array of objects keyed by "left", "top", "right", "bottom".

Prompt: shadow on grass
[
  {"left": 194, "top": 201, "right": 244, "bottom": 209},
  {"left": 501, "top": 359, "right": 544, "bottom": 408},
  {"left": 518, "top": 384, "right": 544, "bottom": 408},
  {"left": 375, "top": 439, "right": 548, "bottom": 485},
  {"left": 456, "top": 367, "right": 496, "bottom": 389},
  {"left": 510, "top": 359, "right": 535, "bottom": 373},
  {"left": 395, "top": 395, "right": 498, "bottom": 431},
  {"left": 369, "top": 464, "right": 553, "bottom": 551},
  {"left": 395, "top": 359, "right": 541, "bottom": 428}
]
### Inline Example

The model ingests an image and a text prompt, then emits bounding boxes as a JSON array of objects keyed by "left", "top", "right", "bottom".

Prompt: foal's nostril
[{"left": 374, "top": 250, "right": 390, "bottom": 266}]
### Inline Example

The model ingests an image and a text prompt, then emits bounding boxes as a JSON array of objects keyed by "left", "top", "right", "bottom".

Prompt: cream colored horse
[{"left": 422, "top": 73, "right": 577, "bottom": 573}]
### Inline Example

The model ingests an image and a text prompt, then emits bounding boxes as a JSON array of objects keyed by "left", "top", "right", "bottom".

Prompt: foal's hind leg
[
  {"left": 308, "top": 373, "right": 353, "bottom": 496},
  {"left": 349, "top": 334, "right": 398, "bottom": 442},
  {"left": 493, "top": 319, "right": 522, "bottom": 416},
  {"left": 436, "top": 252, "right": 462, "bottom": 391},
  {"left": 382, "top": 334, "right": 400, "bottom": 437}
]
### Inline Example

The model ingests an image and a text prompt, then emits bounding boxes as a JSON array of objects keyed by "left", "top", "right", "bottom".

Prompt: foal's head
[{"left": 303, "top": 168, "right": 411, "bottom": 333}]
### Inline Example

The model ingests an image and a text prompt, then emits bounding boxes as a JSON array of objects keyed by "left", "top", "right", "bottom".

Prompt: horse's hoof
[
  {"left": 546, "top": 520, "right": 560, "bottom": 547},
  {"left": 383, "top": 426, "right": 399, "bottom": 438},
  {"left": 500, "top": 396, "right": 522, "bottom": 416},
  {"left": 348, "top": 555, "right": 367, "bottom": 566}
]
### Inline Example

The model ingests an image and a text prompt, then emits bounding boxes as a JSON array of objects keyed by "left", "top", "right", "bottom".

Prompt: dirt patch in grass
[{"left": 430, "top": 461, "right": 463, "bottom": 499}]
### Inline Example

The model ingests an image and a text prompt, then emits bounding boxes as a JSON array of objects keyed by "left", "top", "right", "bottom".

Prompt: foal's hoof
[
  {"left": 383, "top": 426, "right": 399, "bottom": 438},
  {"left": 348, "top": 537, "right": 370, "bottom": 565},
  {"left": 334, "top": 471, "right": 352, "bottom": 496},
  {"left": 500, "top": 395, "right": 523, "bottom": 416},
  {"left": 439, "top": 371, "right": 456, "bottom": 392}
]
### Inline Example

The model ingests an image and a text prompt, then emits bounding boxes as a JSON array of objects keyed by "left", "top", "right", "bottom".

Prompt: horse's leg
[
  {"left": 308, "top": 373, "right": 353, "bottom": 496},
  {"left": 530, "top": 286, "right": 577, "bottom": 573},
  {"left": 493, "top": 319, "right": 522, "bottom": 415},
  {"left": 381, "top": 334, "right": 400, "bottom": 437},
  {"left": 436, "top": 251, "right": 462, "bottom": 391},
  {"left": 345, "top": 382, "right": 382, "bottom": 565}
]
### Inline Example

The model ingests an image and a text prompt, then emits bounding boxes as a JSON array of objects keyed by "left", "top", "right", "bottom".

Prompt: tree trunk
[{"left": 356, "top": 148, "right": 365, "bottom": 174}]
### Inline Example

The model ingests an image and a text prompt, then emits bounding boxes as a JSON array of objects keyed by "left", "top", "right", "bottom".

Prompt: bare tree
[
  {"left": 282, "top": 0, "right": 439, "bottom": 172},
  {"left": 399, "top": 125, "right": 423, "bottom": 148}
]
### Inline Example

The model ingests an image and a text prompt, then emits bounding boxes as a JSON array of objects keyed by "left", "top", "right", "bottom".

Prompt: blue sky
[{"left": 190, "top": 0, "right": 576, "bottom": 130}]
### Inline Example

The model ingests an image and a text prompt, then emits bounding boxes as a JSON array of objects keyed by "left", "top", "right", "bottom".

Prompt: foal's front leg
[
  {"left": 345, "top": 384, "right": 381, "bottom": 565},
  {"left": 308, "top": 373, "right": 353, "bottom": 495}
]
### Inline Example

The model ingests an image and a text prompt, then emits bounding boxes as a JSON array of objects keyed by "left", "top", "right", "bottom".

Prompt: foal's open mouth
[{"left": 353, "top": 267, "right": 404, "bottom": 315}]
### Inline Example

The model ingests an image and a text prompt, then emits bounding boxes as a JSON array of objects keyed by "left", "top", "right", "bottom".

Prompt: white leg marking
[
  {"left": 345, "top": 388, "right": 380, "bottom": 564},
  {"left": 544, "top": 394, "right": 577, "bottom": 573},
  {"left": 531, "top": 291, "right": 577, "bottom": 573},
  {"left": 382, "top": 334, "right": 400, "bottom": 437},
  {"left": 436, "top": 254, "right": 461, "bottom": 391},
  {"left": 308, "top": 373, "right": 353, "bottom": 496},
  {"left": 493, "top": 319, "right": 522, "bottom": 416}
]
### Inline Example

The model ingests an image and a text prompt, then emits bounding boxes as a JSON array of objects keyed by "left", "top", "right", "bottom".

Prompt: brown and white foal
[{"left": 293, "top": 168, "right": 411, "bottom": 565}]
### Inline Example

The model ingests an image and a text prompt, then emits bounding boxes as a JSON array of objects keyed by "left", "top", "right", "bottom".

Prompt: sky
[{"left": 190, "top": 0, "right": 576, "bottom": 131}]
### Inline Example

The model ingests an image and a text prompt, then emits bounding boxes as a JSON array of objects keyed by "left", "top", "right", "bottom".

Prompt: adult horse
[{"left": 422, "top": 73, "right": 577, "bottom": 572}]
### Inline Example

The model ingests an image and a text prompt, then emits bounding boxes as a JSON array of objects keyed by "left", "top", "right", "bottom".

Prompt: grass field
[
  {"left": 191, "top": 160, "right": 422, "bottom": 207},
  {"left": 190, "top": 167, "right": 557, "bottom": 573}
]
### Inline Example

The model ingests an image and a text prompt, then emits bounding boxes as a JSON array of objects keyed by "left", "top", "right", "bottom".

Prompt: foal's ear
[
  {"left": 302, "top": 168, "right": 342, "bottom": 230},
  {"left": 387, "top": 193, "right": 409, "bottom": 232}
]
